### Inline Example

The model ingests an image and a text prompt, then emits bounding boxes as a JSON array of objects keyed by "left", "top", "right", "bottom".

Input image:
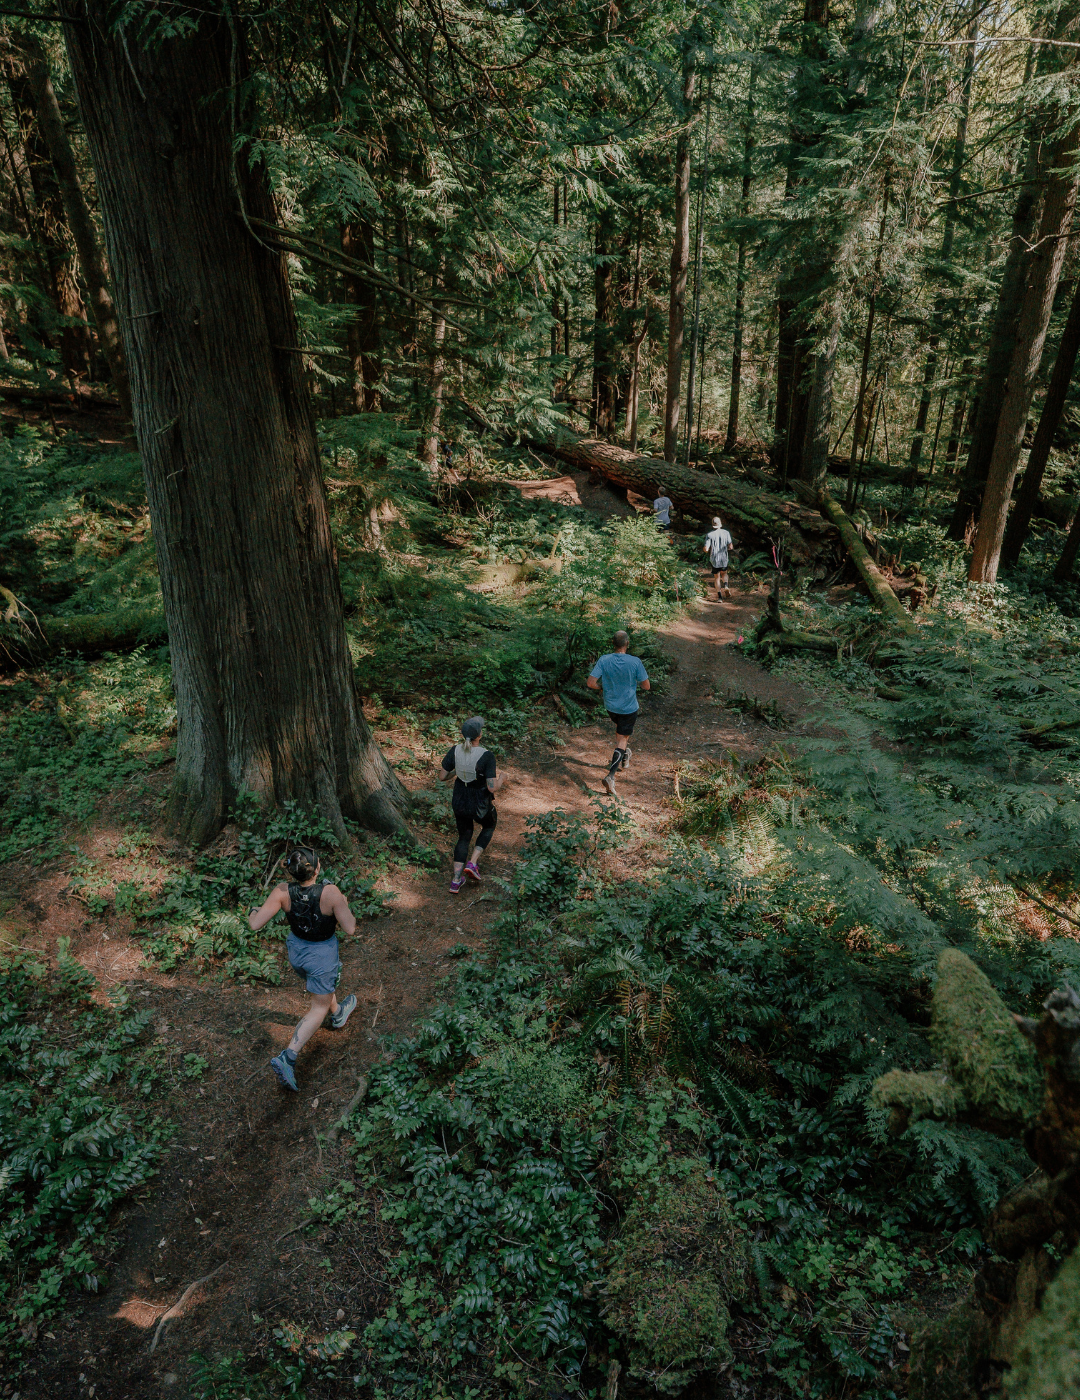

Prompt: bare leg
[{"left": 288, "top": 992, "right": 335, "bottom": 1055}]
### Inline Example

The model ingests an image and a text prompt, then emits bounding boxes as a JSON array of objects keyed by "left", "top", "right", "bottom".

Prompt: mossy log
[
  {"left": 528, "top": 430, "right": 840, "bottom": 567},
  {"left": 2, "top": 602, "right": 166, "bottom": 662},
  {"left": 817, "top": 489, "right": 918, "bottom": 634}
]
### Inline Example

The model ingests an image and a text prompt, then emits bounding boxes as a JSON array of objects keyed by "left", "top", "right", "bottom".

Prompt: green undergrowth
[
  {"left": 0, "top": 943, "right": 168, "bottom": 1364},
  {"left": 0, "top": 645, "right": 174, "bottom": 864},
  {"left": 261, "top": 802, "right": 1064, "bottom": 1400}
]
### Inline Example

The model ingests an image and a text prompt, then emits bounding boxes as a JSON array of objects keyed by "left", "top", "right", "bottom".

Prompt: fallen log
[
  {"left": 527, "top": 430, "right": 840, "bottom": 568},
  {"left": 817, "top": 490, "right": 917, "bottom": 635},
  {"left": 2, "top": 601, "right": 166, "bottom": 663}
]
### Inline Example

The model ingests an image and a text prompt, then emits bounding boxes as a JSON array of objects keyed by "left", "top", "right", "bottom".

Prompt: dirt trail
[{"left": 20, "top": 515, "right": 810, "bottom": 1400}]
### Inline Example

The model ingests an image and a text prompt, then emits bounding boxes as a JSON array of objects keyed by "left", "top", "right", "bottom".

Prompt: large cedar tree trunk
[
  {"left": 969, "top": 119, "right": 1080, "bottom": 583},
  {"left": 1001, "top": 278, "right": 1080, "bottom": 566},
  {"left": 725, "top": 73, "right": 755, "bottom": 452},
  {"left": 65, "top": 3, "right": 409, "bottom": 846},
  {"left": 663, "top": 42, "right": 695, "bottom": 462}
]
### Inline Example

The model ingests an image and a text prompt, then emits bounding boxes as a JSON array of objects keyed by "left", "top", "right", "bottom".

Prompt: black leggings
[{"left": 453, "top": 807, "right": 497, "bottom": 864}]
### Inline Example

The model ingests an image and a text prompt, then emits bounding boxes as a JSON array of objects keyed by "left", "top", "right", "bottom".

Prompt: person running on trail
[
  {"left": 703, "top": 516, "right": 734, "bottom": 601},
  {"left": 587, "top": 630, "right": 650, "bottom": 796},
  {"left": 439, "top": 716, "right": 506, "bottom": 893},
  {"left": 653, "top": 488, "right": 674, "bottom": 532},
  {"left": 248, "top": 847, "right": 358, "bottom": 1092}
]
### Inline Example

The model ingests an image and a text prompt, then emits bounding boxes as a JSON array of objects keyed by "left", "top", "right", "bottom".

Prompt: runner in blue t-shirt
[{"left": 587, "top": 630, "right": 650, "bottom": 795}]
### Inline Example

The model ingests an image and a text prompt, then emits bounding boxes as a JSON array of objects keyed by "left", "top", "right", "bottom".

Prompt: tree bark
[
  {"left": 944, "top": 357, "right": 973, "bottom": 466},
  {"left": 64, "top": 2, "right": 409, "bottom": 846},
  {"left": 419, "top": 262, "right": 446, "bottom": 473},
  {"left": 664, "top": 41, "right": 695, "bottom": 462},
  {"left": 591, "top": 208, "right": 617, "bottom": 436},
  {"left": 909, "top": 7, "right": 977, "bottom": 468},
  {"left": 1001, "top": 278, "right": 1080, "bottom": 566},
  {"left": 1, "top": 42, "right": 91, "bottom": 381},
  {"left": 16, "top": 33, "right": 131, "bottom": 415},
  {"left": 947, "top": 15, "right": 1075, "bottom": 541},
  {"left": 969, "top": 119, "right": 1080, "bottom": 583},
  {"left": 725, "top": 69, "right": 755, "bottom": 453},
  {"left": 341, "top": 218, "right": 380, "bottom": 411},
  {"left": 1055, "top": 503, "right": 1080, "bottom": 580},
  {"left": 685, "top": 73, "right": 712, "bottom": 461},
  {"left": 627, "top": 209, "right": 645, "bottom": 452}
]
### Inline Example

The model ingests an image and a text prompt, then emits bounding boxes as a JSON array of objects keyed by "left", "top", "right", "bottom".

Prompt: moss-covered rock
[
  {"left": 872, "top": 1067, "right": 966, "bottom": 1126},
  {"left": 930, "top": 949, "right": 1042, "bottom": 1129},
  {"left": 906, "top": 1299, "right": 990, "bottom": 1400},
  {"left": 1005, "top": 1244, "right": 1080, "bottom": 1399},
  {"left": 603, "top": 1161, "right": 748, "bottom": 1393}
]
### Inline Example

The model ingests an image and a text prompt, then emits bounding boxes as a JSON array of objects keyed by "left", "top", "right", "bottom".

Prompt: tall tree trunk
[
  {"left": 551, "top": 179, "right": 560, "bottom": 362},
  {"left": 627, "top": 209, "right": 645, "bottom": 451},
  {"left": 591, "top": 208, "right": 617, "bottom": 437},
  {"left": 909, "top": 7, "right": 977, "bottom": 467},
  {"left": 798, "top": 316, "right": 840, "bottom": 485},
  {"left": 725, "top": 71, "right": 756, "bottom": 453},
  {"left": 969, "top": 119, "right": 1080, "bottom": 583},
  {"left": 664, "top": 41, "right": 696, "bottom": 462},
  {"left": 1000, "top": 278, "right": 1080, "bottom": 566},
  {"left": 947, "top": 10, "right": 1076, "bottom": 541},
  {"left": 18, "top": 33, "right": 131, "bottom": 415},
  {"left": 419, "top": 262, "right": 446, "bottom": 473},
  {"left": 944, "top": 357, "right": 973, "bottom": 466},
  {"left": 2, "top": 43, "right": 91, "bottom": 380},
  {"left": 1054, "top": 502, "right": 1080, "bottom": 580},
  {"left": 64, "top": 2, "right": 409, "bottom": 846},
  {"left": 846, "top": 189, "right": 890, "bottom": 509},
  {"left": 341, "top": 218, "right": 380, "bottom": 411},
  {"left": 685, "top": 73, "right": 712, "bottom": 462}
]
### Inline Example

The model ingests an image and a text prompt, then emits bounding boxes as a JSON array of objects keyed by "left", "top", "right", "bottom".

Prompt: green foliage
[
  {"left": 1005, "top": 1243, "right": 1080, "bottom": 1400},
  {"left": 905, "top": 1300, "right": 991, "bottom": 1400},
  {"left": 0, "top": 951, "right": 165, "bottom": 1359},
  {"left": 603, "top": 1162, "right": 748, "bottom": 1392},
  {"left": 341, "top": 810, "right": 1026, "bottom": 1398},
  {"left": 0, "top": 646, "right": 174, "bottom": 863}
]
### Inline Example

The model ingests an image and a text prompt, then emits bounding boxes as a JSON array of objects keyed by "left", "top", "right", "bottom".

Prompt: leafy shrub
[{"left": 0, "top": 948, "right": 165, "bottom": 1359}]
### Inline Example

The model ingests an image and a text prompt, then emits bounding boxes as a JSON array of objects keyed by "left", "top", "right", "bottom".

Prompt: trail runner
[
  {"left": 439, "top": 715, "right": 506, "bottom": 893},
  {"left": 587, "top": 630, "right": 650, "bottom": 796},
  {"left": 703, "top": 516, "right": 734, "bottom": 601},
  {"left": 653, "top": 490, "right": 674, "bottom": 531},
  {"left": 248, "top": 847, "right": 358, "bottom": 1092}
]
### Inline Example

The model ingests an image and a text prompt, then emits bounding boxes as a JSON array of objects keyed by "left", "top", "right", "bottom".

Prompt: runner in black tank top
[
  {"left": 248, "top": 847, "right": 359, "bottom": 1091},
  {"left": 438, "top": 715, "right": 508, "bottom": 893}
]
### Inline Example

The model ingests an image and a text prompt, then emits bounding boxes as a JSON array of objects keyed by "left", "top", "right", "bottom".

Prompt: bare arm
[
  {"left": 487, "top": 773, "right": 506, "bottom": 793},
  {"left": 249, "top": 883, "right": 288, "bottom": 931},
  {"left": 640, "top": 679, "right": 651, "bottom": 692},
  {"left": 438, "top": 764, "right": 455, "bottom": 783},
  {"left": 326, "top": 884, "right": 356, "bottom": 937},
  {"left": 586, "top": 675, "right": 601, "bottom": 691}
]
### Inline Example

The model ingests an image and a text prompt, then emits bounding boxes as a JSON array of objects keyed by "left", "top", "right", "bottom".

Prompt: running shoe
[
  {"left": 450, "top": 875, "right": 465, "bottom": 893},
  {"left": 463, "top": 861, "right": 482, "bottom": 883},
  {"left": 620, "top": 747, "right": 632, "bottom": 770},
  {"left": 330, "top": 993, "right": 357, "bottom": 1030},
  {"left": 270, "top": 1053, "right": 298, "bottom": 1091},
  {"left": 602, "top": 773, "right": 617, "bottom": 796}
]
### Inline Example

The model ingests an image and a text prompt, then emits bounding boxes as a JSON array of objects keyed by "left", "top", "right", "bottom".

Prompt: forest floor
[{"left": 13, "top": 475, "right": 814, "bottom": 1400}]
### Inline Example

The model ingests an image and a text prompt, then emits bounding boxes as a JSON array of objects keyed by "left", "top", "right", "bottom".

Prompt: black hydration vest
[{"left": 286, "top": 881, "right": 337, "bottom": 942}]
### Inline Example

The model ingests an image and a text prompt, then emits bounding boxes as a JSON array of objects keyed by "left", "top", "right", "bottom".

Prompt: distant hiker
[
  {"left": 653, "top": 489, "right": 674, "bottom": 531},
  {"left": 587, "top": 630, "right": 650, "bottom": 795},
  {"left": 703, "top": 516, "right": 734, "bottom": 601},
  {"left": 248, "top": 847, "right": 359, "bottom": 1092},
  {"left": 439, "top": 715, "right": 505, "bottom": 893}
]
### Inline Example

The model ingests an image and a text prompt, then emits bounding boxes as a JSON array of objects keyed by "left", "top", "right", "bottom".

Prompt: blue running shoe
[
  {"left": 270, "top": 1053, "right": 298, "bottom": 1091},
  {"left": 330, "top": 993, "right": 357, "bottom": 1030}
]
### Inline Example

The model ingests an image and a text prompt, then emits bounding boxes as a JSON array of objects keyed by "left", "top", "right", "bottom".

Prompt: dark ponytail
[{"left": 285, "top": 847, "right": 318, "bottom": 881}]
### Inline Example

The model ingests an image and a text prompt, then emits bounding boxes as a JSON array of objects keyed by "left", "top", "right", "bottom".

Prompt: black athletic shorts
[
  {"left": 607, "top": 709, "right": 637, "bottom": 736},
  {"left": 711, "top": 565, "right": 729, "bottom": 576}
]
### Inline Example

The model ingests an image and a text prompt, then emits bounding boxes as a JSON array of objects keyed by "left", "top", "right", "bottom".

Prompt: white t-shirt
[{"left": 653, "top": 496, "right": 673, "bottom": 525}]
